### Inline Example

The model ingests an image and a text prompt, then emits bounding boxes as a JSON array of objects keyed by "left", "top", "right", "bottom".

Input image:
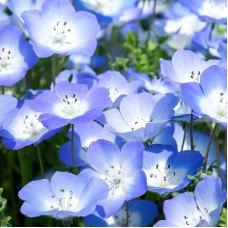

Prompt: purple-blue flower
[
  {"left": 80, "top": 139, "right": 147, "bottom": 218},
  {"left": 58, "top": 121, "right": 118, "bottom": 167},
  {"left": 181, "top": 0, "right": 227, "bottom": 24},
  {"left": 0, "top": 99, "right": 60, "bottom": 150},
  {"left": 104, "top": 93, "right": 178, "bottom": 141},
  {"left": 21, "top": 0, "right": 101, "bottom": 58},
  {"left": 84, "top": 200, "right": 158, "bottom": 227},
  {"left": 50, "top": 69, "right": 98, "bottom": 91},
  {"left": 18, "top": 171, "right": 109, "bottom": 218},
  {"left": 0, "top": 95, "right": 18, "bottom": 129},
  {"left": 98, "top": 71, "right": 143, "bottom": 107},
  {"left": 0, "top": 25, "right": 38, "bottom": 86},
  {"left": 154, "top": 176, "right": 227, "bottom": 227},
  {"left": 160, "top": 49, "right": 221, "bottom": 84},
  {"left": 29, "top": 81, "right": 111, "bottom": 129},
  {"left": 181, "top": 66, "right": 227, "bottom": 124},
  {"left": 143, "top": 144, "right": 203, "bottom": 194}
]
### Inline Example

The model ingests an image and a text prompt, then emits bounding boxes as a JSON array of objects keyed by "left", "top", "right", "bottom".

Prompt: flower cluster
[{"left": 0, "top": 0, "right": 227, "bottom": 227}]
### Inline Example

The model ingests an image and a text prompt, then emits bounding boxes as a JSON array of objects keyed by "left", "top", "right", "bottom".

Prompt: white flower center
[
  {"left": 206, "top": 90, "right": 227, "bottom": 122},
  {"left": 49, "top": 21, "right": 72, "bottom": 46},
  {"left": 189, "top": 70, "right": 201, "bottom": 82},
  {"left": 131, "top": 117, "right": 152, "bottom": 130},
  {"left": 22, "top": 114, "right": 47, "bottom": 141},
  {"left": 146, "top": 163, "right": 177, "bottom": 188},
  {"left": 183, "top": 206, "right": 209, "bottom": 226},
  {"left": 0, "top": 47, "right": 13, "bottom": 72},
  {"left": 200, "top": 1, "right": 227, "bottom": 20},
  {"left": 54, "top": 93, "right": 81, "bottom": 119},
  {"left": 109, "top": 87, "right": 120, "bottom": 102},
  {"left": 104, "top": 165, "right": 124, "bottom": 192},
  {"left": 49, "top": 189, "right": 76, "bottom": 212}
]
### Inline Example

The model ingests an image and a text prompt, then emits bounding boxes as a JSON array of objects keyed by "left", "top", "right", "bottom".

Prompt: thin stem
[
  {"left": 1, "top": 86, "right": 4, "bottom": 94},
  {"left": 37, "top": 145, "right": 45, "bottom": 178},
  {"left": 214, "top": 136, "right": 221, "bottom": 178},
  {"left": 71, "top": 124, "right": 78, "bottom": 174},
  {"left": 203, "top": 123, "right": 219, "bottom": 172},
  {"left": 181, "top": 123, "right": 187, "bottom": 151},
  {"left": 146, "top": 0, "right": 157, "bottom": 46},
  {"left": 51, "top": 54, "right": 56, "bottom": 86},
  {"left": 206, "top": 23, "right": 215, "bottom": 59},
  {"left": 136, "top": 0, "right": 146, "bottom": 37},
  {"left": 190, "top": 111, "right": 195, "bottom": 150},
  {"left": 126, "top": 201, "right": 129, "bottom": 227}
]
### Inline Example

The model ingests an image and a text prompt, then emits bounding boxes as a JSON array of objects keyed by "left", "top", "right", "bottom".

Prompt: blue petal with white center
[
  {"left": 0, "top": 25, "right": 38, "bottom": 86},
  {"left": 22, "top": 0, "right": 101, "bottom": 58},
  {"left": 143, "top": 144, "right": 203, "bottom": 194},
  {"left": 18, "top": 171, "right": 109, "bottom": 218}
]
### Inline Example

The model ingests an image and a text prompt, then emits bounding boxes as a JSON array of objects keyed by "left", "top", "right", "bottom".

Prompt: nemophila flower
[
  {"left": 76, "top": 0, "right": 137, "bottom": 21},
  {"left": 154, "top": 176, "right": 227, "bottom": 227},
  {"left": 104, "top": 93, "right": 178, "bottom": 141},
  {"left": 50, "top": 69, "right": 98, "bottom": 91},
  {"left": 127, "top": 69, "right": 178, "bottom": 94},
  {"left": 181, "top": 66, "right": 227, "bottom": 124},
  {"left": 0, "top": 99, "right": 60, "bottom": 150},
  {"left": 0, "top": 95, "right": 18, "bottom": 129},
  {"left": 58, "top": 121, "right": 118, "bottom": 167},
  {"left": 84, "top": 200, "right": 158, "bottom": 227},
  {"left": 80, "top": 140, "right": 147, "bottom": 218},
  {"left": 29, "top": 81, "right": 111, "bottom": 129},
  {"left": 160, "top": 49, "right": 220, "bottom": 84},
  {"left": 162, "top": 3, "right": 206, "bottom": 50},
  {"left": 21, "top": 0, "right": 101, "bottom": 58},
  {"left": 98, "top": 71, "right": 143, "bottom": 107},
  {"left": 143, "top": 144, "right": 203, "bottom": 194},
  {"left": 0, "top": 25, "right": 38, "bottom": 86},
  {"left": 18, "top": 171, "right": 109, "bottom": 218},
  {"left": 8, "top": 0, "right": 44, "bottom": 23},
  {"left": 181, "top": 0, "right": 227, "bottom": 24}
]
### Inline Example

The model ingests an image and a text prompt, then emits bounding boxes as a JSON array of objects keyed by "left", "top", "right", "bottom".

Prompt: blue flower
[
  {"left": 0, "top": 25, "right": 38, "bottom": 86},
  {"left": 181, "top": 66, "right": 227, "bottom": 124},
  {"left": 98, "top": 71, "right": 143, "bottom": 107},
  {"left": 50, "top": 69, "right": 98, "bottom": 91},
  {"left": 0, "top": 99, "right": 61, "bottom": 150},
  {"left": 154, "top": 176, "right": 227, "bottom": 227},
  {"left": 160, "top": 49, "right": 221, "bottom": 84},
  {"left": 8, "top": 0, "right": 44, "bottom": 23},
  {"left": 0, "top": 95, "right": 18, "bottom": 129},
  {"left": 104, "top": 93, "right": 178, "bottom": 141},
  {"left": 29, "top": 81, "right": 111, "bottom": 129},
  {"left": 84, "top": 200, "right": 158, "bottom": 227},
  {"left": 18, "top": 171, "right": 109, "bottom": 218},
  {"left": 180, "top": 0, "right": 227, "bottom": 24},
  {"left": 21, "top": 0, "right": 101, "bottom": 58},
  {"left": 80, "top": 139, "right": 147, "bottom": 218},
  {"left": 143, "top": 144, "right": 203, "bottom": 194},
  {"left": 58, "top": 121, "right": 118, "bottom": 167}
]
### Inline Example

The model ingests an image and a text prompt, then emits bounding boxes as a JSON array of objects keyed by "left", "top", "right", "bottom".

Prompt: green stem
[
  {"left": 126, "top": 201, "right": 129, "bottom": 227},
  {"left": 51, "top": 54, "right": 57, "bottom": 86},
  {"left": 203, "top": 123, "right": 219, "bottom": 172},
  {"left": 136, "top": 0, "right": 146, "bottom": 37},
  {"left": 190, "top": 111, "right": 195, "bottom": 150},
  {"left": 206, "top": 23, "right": 215, "bottom": 59},
  {"left": 146, "top": 0, "right": 157, "bottom": 46},
  {"left": 18, "top": 150, "right": 28, "bottom": 186},
  {"left": 214, "top": 136, "right": 221, "bottom": 178},
  {"left": 181, "top": 123, "right": 187, "bottom": 151},
  {"left": 37, "top": 145, "right": 45, "bottom": 178},
  {"left": 1, "top": 86, "right": 4, "bottom": 94},
  {"left": 71, "top": 124, "right": 78, "bottom": 174}
]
